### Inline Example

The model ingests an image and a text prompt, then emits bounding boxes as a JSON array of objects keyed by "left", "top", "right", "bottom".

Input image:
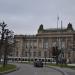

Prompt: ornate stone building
[{"left": 13, "top": 23, "right": 75, "bottom": 63}]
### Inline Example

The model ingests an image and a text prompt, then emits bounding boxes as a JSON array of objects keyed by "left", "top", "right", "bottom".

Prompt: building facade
[{"left": 13, "top": 23, "right": 75, "bottom": 63}]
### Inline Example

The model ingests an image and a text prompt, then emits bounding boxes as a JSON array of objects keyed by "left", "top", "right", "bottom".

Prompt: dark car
[{"left": 34, "top": 60, "right": 43, "bottom": 67}]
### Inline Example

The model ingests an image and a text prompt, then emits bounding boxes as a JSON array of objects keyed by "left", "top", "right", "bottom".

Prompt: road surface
[{"left": 5, "top": 63, "right": 62, "bottom": 75}]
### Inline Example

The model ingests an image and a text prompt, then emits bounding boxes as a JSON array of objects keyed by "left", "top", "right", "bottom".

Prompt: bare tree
[
  {"left": 3, "top": 29, "right": 14, "bottom": 66},
  {"left": 0, "top": 22, "right": 7, "bottom": 62},
  {"left": 0, "top": 21, "right": 14, "bottom": 67}
]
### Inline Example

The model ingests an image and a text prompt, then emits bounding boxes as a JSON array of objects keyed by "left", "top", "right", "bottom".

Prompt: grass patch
[
  {"left": 48, "top": 64, "right": 75, "bottom": 69},
  {"left": 0, "top": 64, "right": 16, "bottom": 72},
  {"left": 20, "top": 61, "right": 33, "bottom": 64}
]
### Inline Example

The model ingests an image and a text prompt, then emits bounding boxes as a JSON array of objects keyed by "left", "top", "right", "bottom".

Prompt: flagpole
[
  {"left": 60, "top": 20, "right": 64, "bottom": 64},
  {"left": 55, "top": 16, "right": 59, "bottom": 64},
  {"left": 57, "top": 16, "right": 59, "bottom": 31},
  {"left": 57, "top": 16, "right": 59, "bottom": 47},
  {"left": 61, "top": 20, "right": 62, "bottom": 51}
]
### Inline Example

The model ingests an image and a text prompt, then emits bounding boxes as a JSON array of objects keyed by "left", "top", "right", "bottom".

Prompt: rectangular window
[
  {"left": 38, "top": 39, "right": 42, "bottom": 48},
  {"left": 25, "top": 52, "right": 27, "bottom": 57},
  {"left": 44, "top": 51, "right": 47, "bottom": 57},
  {"left": 38, "top": 51, "right": 41, "bottom": 57},
  {"left": 29, "top": 51, "right": 31, "bottom": 57},
  {"left": 33, "top": 52, "right": 36, "bottom": 57},
  {"left": 43, "top": 38, "right": 49, "bottom": 49},
  {"left": 33, "top": 41, "right": 37, "bottom": 49}
]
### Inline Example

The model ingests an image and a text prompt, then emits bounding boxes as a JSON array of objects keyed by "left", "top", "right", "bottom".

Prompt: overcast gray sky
[{"left": 0, "top": 0, "right": 75, "bottom": 34}]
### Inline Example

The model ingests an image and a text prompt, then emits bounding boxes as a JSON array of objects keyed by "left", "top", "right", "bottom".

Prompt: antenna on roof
[
  {"left": 61, "top": 20, "right": 63, "bottom": 33},
  {"left": 57, "top": 16, "right": 59, "bottom": 30}
]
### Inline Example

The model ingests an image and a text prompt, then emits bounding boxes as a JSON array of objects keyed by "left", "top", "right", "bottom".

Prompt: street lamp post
[
  {"left": 60, "top": 20, "right": 64, "bottom": 64},
  {"left": 44, "top": 50, "right": 47, "bottom": 66},
  {"left": 29, "top": 47, "right": 30, "bottom": 62},
  {"left": 56, "top": 16, "right": 59, "bottom": 64},
  {"left": 29, "top": 38, "right": 31, "bottom": 63}
]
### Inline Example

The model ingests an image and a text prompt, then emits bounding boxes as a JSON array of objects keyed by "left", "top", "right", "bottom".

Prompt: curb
[{"left": 47, "top": 66, "right": 68, "bottom": 75}]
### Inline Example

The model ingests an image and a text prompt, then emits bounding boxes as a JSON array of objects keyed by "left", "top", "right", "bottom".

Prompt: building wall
[{"left": 13, "top": 24, "right": 75, "bottom": 63}]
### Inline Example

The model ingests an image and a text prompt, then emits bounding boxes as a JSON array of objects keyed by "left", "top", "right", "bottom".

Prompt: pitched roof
[{"left": 43, "top": 28, "right": 67, "bottom": 32}]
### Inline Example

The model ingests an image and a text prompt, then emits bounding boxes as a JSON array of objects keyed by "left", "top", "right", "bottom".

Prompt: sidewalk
[
  {"left": 48, "top": 66, "right": 68, "bottom": 75},
  {"left": 48, "top": 64, "right": 75, "bottom": 75},
  {"left": 68, "top": 64, "right": 75, "bottom": 66},
  {"left": 63, "top": 68, "right": 75, "bottom": 75}
]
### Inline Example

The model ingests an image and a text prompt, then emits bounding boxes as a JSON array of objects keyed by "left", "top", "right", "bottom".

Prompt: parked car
[{"left": 34, "top": 60, "right": 43, "bottom": 67}]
